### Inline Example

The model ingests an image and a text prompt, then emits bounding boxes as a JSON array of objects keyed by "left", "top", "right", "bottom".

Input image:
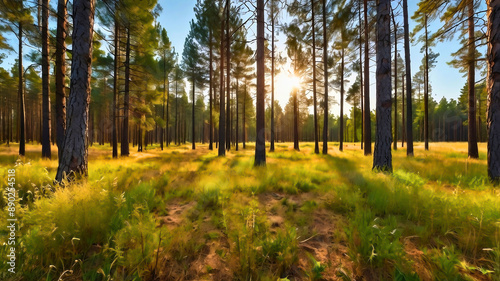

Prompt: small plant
[{"left": 306, "top": 254, "right": 326, "bottom": 281}]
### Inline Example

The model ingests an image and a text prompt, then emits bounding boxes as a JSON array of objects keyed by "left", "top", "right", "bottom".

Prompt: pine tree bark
[
  {"left": 487, "top": 0, "right": 500, "bottom": 181},
  {"left": 403, "top": 0, "right": 413, "bottom": 156},
  {"left": 192, "top": 77, "right": 195, "bottom": 150},
  {"left": 363, "top": 0, "right": 371, "bottom": 155},
  {"left": 243, "top": 81, "right": 246, "bottom": 149},
  {"left": 359, "top": 0, "right": 364, "bottom": 150},
  {"left": 112, "top": 15, "right": 119, "bottom": 158},
  {"left": 41, "top": 0, "right": 51, "bottom": 159},
  {"left": 424, "top": 15, "right": 429, "bottom": 151},
  {"left": 373, "top": 0, "right": 392, "bottom": 172},
  {"left": 55, "top": 0, "right": 94, "bottom": 182},
  {"left": 56, "top": 0, "right": 67, "bottom": 160},
  {"left": 161, "top": 50, "right": 166, "bottom": 151},
  {"left": 236, "top": 79, "right": 239, "bottom": 151},
  {"left": 322, "top": 0, "right": 328, "bottom": 154},
  {"left": 209, "top": 30, "right": 214, "bottom": 150},
  {"left": 340, "top": 46, "right": 345, "bottom": 152},
  {"left": 270, "top": 2, "right": 275, "bottom": 152},
  {"left": 226, "top": 0, "right": 231, "bottom": 151},
  {"left": 402, "top": 73, "right": 405, "bottom": 147},
  {"left": 255, "top": 0, "right": 266, "bottom": 166},
  {"left": 218, "top": 7, "right": 226, "bottom": 157},
  {"left": 312, "top": 0, "right": 319, "bottom": 154},
  {"left": 121, "top": 27, "right": 131, "bottom": 156},
  {"left": 391, "top": 8, "right": 397, "bottom": 151},
  {"left": 468, "top": 0, "right": 479, "bottom": 158},
  {"left": 18, "top": 1, "right": 25, "bottom": 156}
]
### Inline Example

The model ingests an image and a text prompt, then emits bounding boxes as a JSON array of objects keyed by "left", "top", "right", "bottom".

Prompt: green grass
[{"left": 0, "top": 142, "right": 499, "bottom": 280}]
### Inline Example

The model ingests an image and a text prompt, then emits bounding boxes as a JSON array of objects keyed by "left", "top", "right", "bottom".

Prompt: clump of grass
[
  {"left": 346, "top": 209, "right": 404, "bottom": 271},
  {"left": 260, "top": 225, "right": 299, "bottom": 276},
  {"left": 197, "top": 187, "right": 221, "bottom": 211}
]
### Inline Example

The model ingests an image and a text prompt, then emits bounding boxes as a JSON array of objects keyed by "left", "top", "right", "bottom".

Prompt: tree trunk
[
  {"left": 373, "top": 0, "right": 392, "bottom": 172},
  {"left": 243, "top": 81, "right": 246, "bottom": 149},
  {"left": 363, "top": 0, "right": 371, "bottom": 155},
  {"left": 236, "top": 79, "right": 239, "bottom": 151},
  {"left": 270, "top": 2, "right": 275, "bottom": 152},
  {"left": 312, "top": 0, "right": 319, "bottom": 154},
  {"left": 55, "top": 0, "right": 94, "bottom": 182},
  {"left": 402, "top": 73, "right": 405, "bottom": 147},
  {"left": 209, "top": 30, "right": 213, "bottom": 150},
  {"left": 255, "top": 0, "right": 266, "bottom": 166},
  {"left": 175, "top": 81, "right": 179, "bottom": 145},
  {"left": 226, "top": 0, "right": 231, "bottom": 151},
  {"left": 18, "top": 3, "right": 25, "bottom": 156},
  {"left": 218, "top": 5, "right": 226, "bottom": 157},
  {"left": 294, "top": 88, "right": 300, "bottom": 151},
  {"left": 340, "top": 46, "right": 345, "bottom": 152},
  {"left": 487, "top": 0, "right": 500, "bottom": 181},
  {"left": 403, "top": 0, "right": 413, "bottom": 156},
  {"left": 56, "top": 0, "right": 67, "bottom": 161},
  {"left": 121, "top": 27, "right": 131, "bottom": 156},
  {"left": 424, "top": 14, "right": 429, "bottom": 151},
  {"left": 192, "top": 78, "right": 195, "bottom": 150},
  {"left": 391, "top": 7, "right": 397, "bottom": 151},
  {"left": 468, "top": 0, "right": 479, "bottom": 158},
  {"left": 161, "top": 50, "right": 166, "bottom": 151},
  {"left": 41, "top": 0, "right": 51, "bottom": 159},
  {"left": 322, "top": 0, "right": 329, "bottom": 154}
]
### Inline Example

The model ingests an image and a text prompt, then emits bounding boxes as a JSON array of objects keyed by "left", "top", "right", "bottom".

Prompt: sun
[{"left": 273, "top": 72, "right": 301, "bottom": 106}]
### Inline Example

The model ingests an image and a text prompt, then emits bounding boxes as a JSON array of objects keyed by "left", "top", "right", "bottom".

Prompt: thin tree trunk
[
  {"left": 236, "top": 79, "right": 239, "bottom": 151},
  {"left": 41, "top": 0, "right": 51, "bottom": 159},
  {"left": 243, "top": 82, "right": 246, "bottom": 149},
  {"left": 226, "top": 0, "right": 231, "bottom": 151},
  {"left": 312, "top": 0, "right": 319, "bottom": 154},
  {"left": 363, "top": 0, "right": 371, "bottom": 155},
  {"left": 359, "top": 0, "right": 364, "bottom": 150},
  {"left": 322, "top": 0, "right": 328, "bottom": 154},
  {"left": 55, "top": 0, "right": 94, "bottom": 182},
  {"left": 373, "top": 0, "right": 392, "bottom": 172},
  {"left": 424, "top": 14, "right": 429, "bottom": 151},
  {"left": 391, "top": 7, "right": 397, "bottom": 150},
  {"left": 161, "top": 50, "right": 166, "bottom": 151},
  {"left": 56, "top": 0, "right": 67, "bottom": 161},
  {"left": 255, "top": 0, "right": 266, "bottom": 165},
  {"left": 219, "top": 5, "right": 226, "bottom": 157},
  {"left": 270, "top": 2, "right": 275, "bottom": 152},
  {"left": 487, "top": 0, "right": 500, "bottom": 181},
  {"left": 112, "top": 14, "right": 118, "bottom": 157},
  {"left": 403, "top": 0, "right": 413, "bottom": 156},
  {"left": 18, "top": 3, "right": 25, "bottom": 156},
  {"left": 192, "top": 78, "right": 195, "bottom": 149},
  {"left": 175, "top": 80, "right": 178, "bottom": 145},
  {"left": 468, "top": 0, "right": 479, "bottom": 158},
  {"left": 402, "top": 73, "right": 405, "bottom": 147},
  {"left": 121, "top": 27, "right": 131, "bottom": 156},
  {"left": 209, "top": 30, "right": 213, "bottom": 150},
  {"left": 340, "top": 46, "right": 344, "bottom": 152},
  {"left": 294, "top": 88, "right": 299, "bottom": 151}
]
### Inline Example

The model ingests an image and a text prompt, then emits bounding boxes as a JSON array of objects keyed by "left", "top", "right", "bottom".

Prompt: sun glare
[{"left": 274, "top": 72, "right": 301, "bottom": 106}]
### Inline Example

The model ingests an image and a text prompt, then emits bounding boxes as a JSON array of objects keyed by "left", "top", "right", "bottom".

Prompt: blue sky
[{"left": 0, "top": 0, "right": 486, "bottom": 116}]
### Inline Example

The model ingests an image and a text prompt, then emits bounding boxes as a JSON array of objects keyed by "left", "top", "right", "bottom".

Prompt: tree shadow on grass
[{"left": 323, "top": 155, "right": 369, "bottom": 189}]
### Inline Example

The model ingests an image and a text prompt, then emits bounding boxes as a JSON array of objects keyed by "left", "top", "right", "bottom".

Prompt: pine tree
[
  {"left": 373, "top": 0, "right": 392, "bottom": 172},
  {"left": 55, "top": 0, "right": 95, "bottom": 182}
]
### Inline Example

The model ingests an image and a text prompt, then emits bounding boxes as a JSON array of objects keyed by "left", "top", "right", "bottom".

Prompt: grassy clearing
[{"left": 0, "top": 142, "right": 499, "bottom": 280}]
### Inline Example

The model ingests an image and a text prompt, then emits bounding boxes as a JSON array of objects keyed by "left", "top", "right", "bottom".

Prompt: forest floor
[{"left": 0, "top": 142, "right": 499, "bottom": 281}]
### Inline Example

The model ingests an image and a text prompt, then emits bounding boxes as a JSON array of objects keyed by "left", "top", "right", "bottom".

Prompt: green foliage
[
  {"left": 346, "top": 209, "right": 404, "bottom": 269},
  {"left": 306, "top": 254, "right": 327, "bottom": 281}
]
